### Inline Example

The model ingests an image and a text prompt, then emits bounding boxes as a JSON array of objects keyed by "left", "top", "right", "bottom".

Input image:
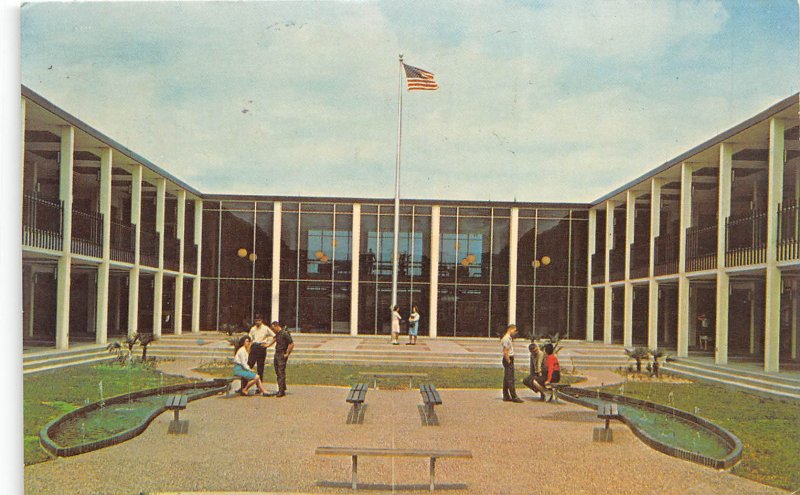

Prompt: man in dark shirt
[{"left": 271, "top": 321, "right": 294, "bottom": 397}]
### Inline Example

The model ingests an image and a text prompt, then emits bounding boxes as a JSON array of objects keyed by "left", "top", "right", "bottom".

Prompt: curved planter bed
[
  {"left": 559, "top": 387, "right": 743, "bottom": 469},
  {"left": 40, "top": 378, "right": 230, "bottom": 457}
]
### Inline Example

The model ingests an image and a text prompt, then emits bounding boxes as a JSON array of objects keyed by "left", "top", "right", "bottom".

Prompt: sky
[{"left": 16, "top": 1, "right": 800, "bottom": 204}]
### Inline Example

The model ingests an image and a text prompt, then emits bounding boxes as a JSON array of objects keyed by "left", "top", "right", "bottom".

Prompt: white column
[
  {"left": 55, "top": 126, "right": 74, "bottom": 350},
  {"left": 677, "top": 162, "right": 693, "bottom": 357},
  {"left": 350, "top": 204, "right": 361, "bottom": 335},
  {"left": 152, "top": 178, "right": 166, "bottom": 337},
  {"left": 271, "top": 201, "right": 282, "bottom": 324},
  {"left": 715, "top": 143, "right": 733, "bottom": 365},
  {"left": 623, "top": 191, "right": 636, "bottom": 347},
  {"left": 429, "top": 206, "right": 440, "bottom": 337},
  {"left": 648, "top": 178, "right": 662, "bottom": 350},
  {"left": 26, "top": 269, "right": 35, "bottom": 338},
  {"left": 791, "top": 279, "right": 797, "bottom": 360},
  {"left": 508, "top": 207, "right": 519, "bottom": 325},
  {"left": 191, "top": 199, "right": 203, "bottom": 332},
  {"left": 765, "top": 118, "right": 785, "bottom": 372},
  {"left": 127, "top": 164, "right": 142, "bottom": 337},
  {"left": 95, "top": 147, "right": 112, "bottom": 344},
  {"left": 586, "top": 209, "right": 596, "bottom": 341},
  {"left": 749, "top": 284, "right": 757, "bottom": 354},
  {"left": 603, "top": 200, "right": 614, "bottom": 344},
  {"left": 174, "top": 190, "right": 186, "bottom": 335}
]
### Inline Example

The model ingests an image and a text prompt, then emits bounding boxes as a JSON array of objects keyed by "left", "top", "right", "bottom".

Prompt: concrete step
[
  {"left": 23, "top": 355, "right": 114, "bottom": 375},
  {"left": 665, "top": 362, "right": 800, "bottom": 399},
  {"left": 673, "top": 358, "right": 800, "bottom": 387},
  {"left": 23, "top": 348, "right": 110, "bottom": 370}
]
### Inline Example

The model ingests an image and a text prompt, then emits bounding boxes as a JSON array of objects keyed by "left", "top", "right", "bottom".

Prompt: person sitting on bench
[
  {"left": 522, "top": 342, "right": 545, "bottom": 400},
  {"left": 532, "top": 343, "right": 561, "bottom": 402},
  {"left": 233, "top": 335, "right": 270, "bottom": 397}
]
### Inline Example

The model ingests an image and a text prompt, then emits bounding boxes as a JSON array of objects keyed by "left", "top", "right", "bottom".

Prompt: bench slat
[{"left": 315, "top": 447, "right": 472, "bottom": 458}]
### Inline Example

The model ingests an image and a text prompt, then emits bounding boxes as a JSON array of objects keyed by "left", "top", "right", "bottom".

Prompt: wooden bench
[
  {"left": 346, "top": 383, "right": 369, "bottom": 424},
  {"left": 593, "top": 403, "right": 621, "bottom": 442},
  {"left": 546, "top": 383, "right": 570, "bottom": 403},
  {"left": 315, "top": 446, "right": 472, "bottom": 491},
  {"left": 165, "top": 394, "right": 189, "bottom": 434},
  {"left": 358, "top": 371, "right": 428, "bottom": 389},
  {"left": 419, "top": 384, "right": 442, "bottom": 426}
]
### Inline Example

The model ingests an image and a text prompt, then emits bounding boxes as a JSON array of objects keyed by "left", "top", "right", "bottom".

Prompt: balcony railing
[
  {"left": 778, "top": 201, "right": 800, "bottom": 261},
  {"left": 140, "top": 228, "right": 160, "bottom": 267},
  {"left": 726, "top": 210, "right": 766, "bottom": 267},
  {"left": 164, "top": 236, "right": 181, "bottom": 271},
  {"left": 111, "top": 220, "right": 136, "bottom": 263},
  {"left": 654, "top": 233, "right": 679, "bottom": 276},
  {"left": 22, "top": 193, "right": 63, "bottom": 251},
  {"left": 71, "top": 208, "right": 104, "bottom": 258},
  {"left": 590, "top": 252, "right": 604, "bottom": 284},
  {"left": 184, "top": 243, "right": 198, "bottom": 274},
  {"left": 608, "top": 246, "right": 625, "bottom": 281},
  {"left": 686, "top": 224, "right": 717, "bottom": 272},
  {"left": 629, "top": 241, "right": 650, "bottom": 279}
]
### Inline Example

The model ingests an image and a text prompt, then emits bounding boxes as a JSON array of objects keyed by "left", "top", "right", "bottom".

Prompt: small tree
[
  {"left": 106, "top": 334, "right": 137, "bottom": 365},
  {"left": 625, "top": 346, "right": 650, "bottom": 373},
  {"left": 139, "top": 333, "right": 156, "bottom": 362},
  {"left": 650, "top": 348, "right": 667, "bottom": 377}
]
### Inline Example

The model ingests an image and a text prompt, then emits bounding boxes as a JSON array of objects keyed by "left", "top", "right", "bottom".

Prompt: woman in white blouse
[
  {"left": 233, "top": 335, "right": 269, "bottom": 396},
  {"left": 390, "top": 305, "right": 402, "bottom": 345}
]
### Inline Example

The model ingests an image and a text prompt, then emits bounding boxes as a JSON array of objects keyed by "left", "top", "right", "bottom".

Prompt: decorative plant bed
[
  {"left": 39, "top": 378, "right": 230, "bottom": 457},
  {"left": 560, "top": 387, "right": 743, "bottom": 469}
]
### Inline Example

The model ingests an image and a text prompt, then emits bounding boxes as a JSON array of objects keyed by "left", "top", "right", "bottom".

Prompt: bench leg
[
  {"left": 352, "top": 455, "right": 358, "bottom": 490},
  {"left": 173, "top": 410, "right": 180, "bottom": 422},
  {"left": 429, "top": 457, "right": 436, "bottom": 492}
]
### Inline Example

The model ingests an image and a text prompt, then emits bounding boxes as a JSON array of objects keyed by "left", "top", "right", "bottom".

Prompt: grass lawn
[
  {"left": 23, "top": 362, "right": 193, "bottom": 465},
  {"left": 195, "top": 361, "right": 584, "bottom": 389},
  {"left": 599, "top": 377, "right": 800, "bottom": 491}
]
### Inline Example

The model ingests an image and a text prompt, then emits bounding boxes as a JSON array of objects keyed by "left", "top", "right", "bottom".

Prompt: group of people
[
  {"left": 500, "top": 324, "right": 561, "bottom": 403},
  {"left": 233, "top": 315, "right": 294, "bottom": 397},
  {"left": 390, "top": 305, "right": 420, "bottom": 345}
]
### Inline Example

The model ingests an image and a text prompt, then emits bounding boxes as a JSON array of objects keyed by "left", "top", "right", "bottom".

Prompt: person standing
[
  {"left": 271, "top": 322, "right": 294, "bottom": 397},
  {"left": 501, "top": 325, "right": 523, "bottom": 403},
  {"left": 390, "top": 305, "right": 402, "bottom": 345},
  {"left": 522, "top": 342, "right": 546, "bottom": 400},
  {"left": 247, "top": 315, "right": 274, "bottom": 381},
  {"left": 406, "top": 305, "right": 420, "bottom": 345}
]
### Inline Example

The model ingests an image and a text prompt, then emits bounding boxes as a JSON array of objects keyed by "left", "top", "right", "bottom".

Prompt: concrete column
[
  {"left": 271, "top": 201, "right": 282, "bottom": 324},
  {"left": 791, "top": 279, "right": 797, "bottom": 360},
  {"left": 623, "top": 191, "right": 637, "bottom": 347},
  {"left": 26, "top": 269, "right": 35, "bottom": 338},
  {"left": 765, "top": 117, "right": 785, "bottom": 372},
  {"left": 55, "top": 126, "right": 74, "bottom": 350},
  {"left": 191, "top": 199, "right": 203, "bottom": 332},
  {"left": 152, "top": 178, "right": 166, "bottom": 337},
  {"left": 350, "top": 203, "right": 361, "bottom": 335},
  {"left": 586, "top": 209, "right": 596, "bottom": 341},
  {"left": 749, "top": 284, "right": 757, "bottom": 355},
  {"left": 95, "top": 147, "right": 113, "bottom": 344},
  {"left": 648, "top": 179, "right": 662, "bottom": 350},
  {"left": 127, "top": 164, "right": 142, "bottom": 337},
  {"left": 715, "top": 143, "right": 733, "bottom": 365},
  {"left": 429, "top": 206, "right": 440, "bottom": 337},
  {"left": 676, "top": 162, "right": 694, "bottom": 357},
  {"left": 604, "top": 201, "right": 615, "bottom": 343},
  {"left": 174, "top": 190, "right": 186, "bottom": 335},
  {"left": 508, "top": 207, "right": 519, "bottom": 325}
]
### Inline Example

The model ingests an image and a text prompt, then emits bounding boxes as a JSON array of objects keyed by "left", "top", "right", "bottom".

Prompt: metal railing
[
  {"left": 629, "top": 241, "right": 650, "bottom": 279},
  {"left": 111, "top": 220, "right": 136, "bottom": 263},
  {"left": 71, "top": 208, "right": 104, "bottom": 258},
  {"left": 22, "top": 193, "right": 63, "bottom": 251},
  {"left": 777, "top": 201, "right": 800, "bottom": 261},
  {"left": 608, "top": 246, "right": 625, "bottom": 281},
  {"left": 590, "top": 252, "right": 604, "bottom": 284},
  {"left": 139, "top": 228, "right": 160, "bottom": 267},
  {"left": 686, "top": 224, "right": 717, "bottom": 272},
  {"left": 725, "top": 210, "right": 766, "bottom": 266},
  {"left": 184, "top": 243, "right": 198, "bottom": 274},
  {"left": 654, "top": 233, "right": 679, "bottom": 276},
  {"left": 164, "top": 236, "right": 181, "bottom": 271}
]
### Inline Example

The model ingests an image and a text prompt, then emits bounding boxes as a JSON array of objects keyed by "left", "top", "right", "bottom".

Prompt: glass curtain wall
[
  {"left": 516, "top": 209, "right": 587, "bottom": 340},
  {"left": 280, "top": 202, "right": 353, "bottom": 333},
  {"left": 199, "top": 201, "right": 272, "bottom": 330},
  {"left": 359, "top": 205, "right": 431, "bottom": 335}
]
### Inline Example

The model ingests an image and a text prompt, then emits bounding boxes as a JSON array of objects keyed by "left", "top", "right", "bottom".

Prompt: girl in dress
[
  {"left": 233, "top": 335, "right": 270, "bottom": 396},
  {"left": 390, "top": 305, "right": 402, "bottom": 345},
  {"left": 407, "top": 305, "right": 420, "bottom": 345}
]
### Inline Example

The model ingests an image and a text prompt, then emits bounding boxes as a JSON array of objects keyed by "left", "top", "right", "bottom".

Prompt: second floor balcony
[
  {"left": 629, "top": 241, "right": 650, "bottom": 279},
  {"left": 110, "top": 220, "right": 136, "bottom": 263},
  {"left": 140, "top": 228, "right": 160, "bottom": 267},
  {"left": 591, "top": 252, "right": 604, "bottom": 284},
  {"left": 686, "top": 224, "right": 717, "bottom": 272},
  {"left": 22, "top": 193, "right": 63, "bottom": 252},
  {"left": 71, "top": 208, "right": 104, "bottom": 258},
  {"left": 184, "top": 243, "right": 198, "bottom": 274},
  {"left": 608, "top": 246, "right": 625, "bottom": 281},
  {"left": 778, "top": 201, "right": 800, "bottom": 261},
  {"left": 654, "top": 233, "right": 679, "bottom": 276},
  {"left": 164, "top": 236, "right": 181, "bottom": 271},
  {"left": 726, "top": 210, "right": 766, "bottom": 267}
]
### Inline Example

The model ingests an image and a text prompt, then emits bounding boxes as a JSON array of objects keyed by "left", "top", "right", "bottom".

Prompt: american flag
[{"left": 402, "top": 63, "right": 438, "bottom": 91}]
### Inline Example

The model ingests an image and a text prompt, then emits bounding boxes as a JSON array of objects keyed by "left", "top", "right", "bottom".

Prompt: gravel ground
[{"left": 25, "top": 383, "right": 787, "bottom": 495}]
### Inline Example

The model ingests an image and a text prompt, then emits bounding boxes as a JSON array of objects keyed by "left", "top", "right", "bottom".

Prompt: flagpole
[{"left": 391, "top": 54, "right": 403, "bottom": 310}]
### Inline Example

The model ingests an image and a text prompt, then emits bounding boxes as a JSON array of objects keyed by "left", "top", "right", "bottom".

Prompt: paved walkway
[{"left": 24, "top": 361, "right": 787, "bottom": 495}]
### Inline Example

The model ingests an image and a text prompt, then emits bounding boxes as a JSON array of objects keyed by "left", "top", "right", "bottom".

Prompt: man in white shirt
[
  {"left": 248, "top": 315, "right": 275, "bottom": 381},
  {"left": 501, "top": 324, "right": 523, "bottom": 403}
]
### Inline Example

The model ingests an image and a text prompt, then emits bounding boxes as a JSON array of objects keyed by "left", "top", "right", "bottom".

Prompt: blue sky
[{"left": 18, "top": 0, "right": 800, "bottom": 203}]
